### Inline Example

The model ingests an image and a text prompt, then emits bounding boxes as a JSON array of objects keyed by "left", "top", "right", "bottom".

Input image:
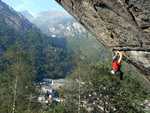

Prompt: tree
[
  {"left": 0, "top": 42, "right": 38, "bottom": 113},
  {"left": 62, "top": 59, "right": 149, "bottom": 113}
]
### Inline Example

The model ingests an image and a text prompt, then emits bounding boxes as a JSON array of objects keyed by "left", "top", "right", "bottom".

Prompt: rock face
[{"left": 55, "top": 0, "right": 150, "bottom": 77}]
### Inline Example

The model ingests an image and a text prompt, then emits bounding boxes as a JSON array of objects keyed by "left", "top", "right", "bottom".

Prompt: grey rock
[{"left": 55, "top": 0, "right": 150, "bottom": 77}]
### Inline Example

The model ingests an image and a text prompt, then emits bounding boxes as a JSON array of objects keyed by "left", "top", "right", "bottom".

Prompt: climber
[{"left": 111, "top": 51, "right": 123, "bottom": 80}]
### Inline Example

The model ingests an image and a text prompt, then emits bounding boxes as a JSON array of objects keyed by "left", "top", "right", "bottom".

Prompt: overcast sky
[{"left": 2, "top": 0, "right": 67, "bottom": 16}]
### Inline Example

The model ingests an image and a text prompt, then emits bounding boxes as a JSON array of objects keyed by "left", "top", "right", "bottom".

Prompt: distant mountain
[
  {"left": 22, "top": 10, "right": 110, "bottom": 63},
  {"left": 24, "top": 10, "right": 87, "bottom": 37},
  {"left": 36, "top": 10, "right": 70, "bottom": 20},
  {"left": 0, "top": 1, "right": 33, "bottom": 33},
  {"left": 20, "top": 8, "right": 110, "bottom": 63},
  {"left": 20, "top": 10, "right": 33, "bottom": 20},
  {"left": 0, "top": 0, "right": 72, "bottom": 79}
]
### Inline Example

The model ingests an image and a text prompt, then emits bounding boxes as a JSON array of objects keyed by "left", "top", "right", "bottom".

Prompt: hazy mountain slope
[
  {"left": 22, "top": 10, "right": 111, "bottom": 63},
  {"left": 0, "top": 0, "right": 72, "bottom": 80},
  {"left": 0, "top": 1, "right": 33, "bottom": 32},
  {"left": 25, "top": 10, "right": 86, "bottom": 37},
  {"left": 20, "top": 10, "right": 33, "bottom": 20}
]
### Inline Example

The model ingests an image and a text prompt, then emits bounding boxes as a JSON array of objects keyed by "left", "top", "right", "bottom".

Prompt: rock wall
[{"left": 55, "top": 0, "right": 150, "bottom": 77}]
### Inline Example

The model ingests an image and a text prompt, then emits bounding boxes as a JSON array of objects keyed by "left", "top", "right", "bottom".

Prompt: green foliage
[
  {"left": 0, "top": 42, "right": 37, "bottom": 112},
  {"left": 0, "top": 18, "right": 72, "bottom": 113},
  {"left": 63, "top": 59, "right": 150, "bottom": 113},
  {"left": 47, "top": 103, "right": 66, "bottom": 113}
]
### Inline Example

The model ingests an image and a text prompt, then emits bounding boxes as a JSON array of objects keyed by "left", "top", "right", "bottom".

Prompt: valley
[{"left": 0, "top": 0, "right": 150, "bottom": 113}]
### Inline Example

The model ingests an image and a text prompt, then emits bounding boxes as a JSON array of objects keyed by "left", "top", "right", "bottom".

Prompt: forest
[
  {"left": 0, "top": 14, "right": 72, "bottom": 112},
  {"left": 0, "top": 21, "right": 149, "bottom": 113}
]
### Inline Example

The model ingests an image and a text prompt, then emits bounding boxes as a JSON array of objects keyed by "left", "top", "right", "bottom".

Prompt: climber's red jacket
[{"left": 112, "top": 60, "right": 121, "bottom": 72}]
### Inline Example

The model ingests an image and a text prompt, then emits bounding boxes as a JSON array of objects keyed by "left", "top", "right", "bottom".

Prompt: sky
[{"left": 2, "top": 0, "right": 66, "bottom": 16}]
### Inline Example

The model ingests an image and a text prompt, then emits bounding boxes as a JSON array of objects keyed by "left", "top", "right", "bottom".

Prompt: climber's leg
[
  {"left": 115, "top": 70, "right": 123, "bottom": 80},
  {"left": 119, "top": 71, "right": 123, "bottom": 80}
]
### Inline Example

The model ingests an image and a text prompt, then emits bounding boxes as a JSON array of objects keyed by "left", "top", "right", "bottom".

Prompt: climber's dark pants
[{"left": 115, "top": 70, "right": 123, "bottom": 80}]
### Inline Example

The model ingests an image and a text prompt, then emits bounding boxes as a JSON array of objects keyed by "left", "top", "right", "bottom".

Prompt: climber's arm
[{"left": 118, "top": 51, "right": 123, "bottom": 64}]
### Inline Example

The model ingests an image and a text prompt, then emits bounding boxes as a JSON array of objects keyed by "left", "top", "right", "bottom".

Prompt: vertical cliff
[{"left": 55, "top": 0, "right": 150, "bottom": 78}]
